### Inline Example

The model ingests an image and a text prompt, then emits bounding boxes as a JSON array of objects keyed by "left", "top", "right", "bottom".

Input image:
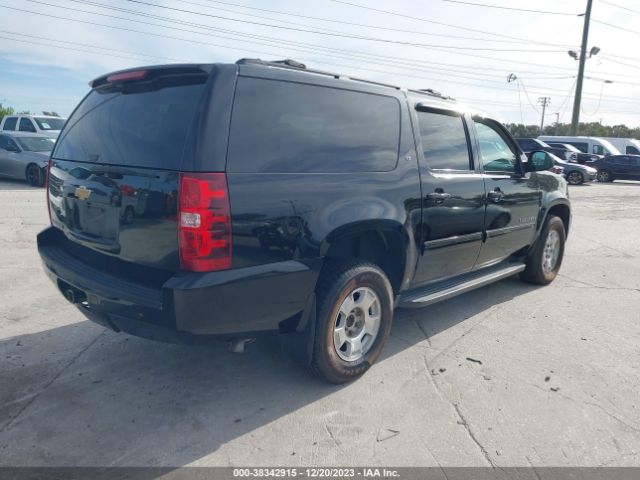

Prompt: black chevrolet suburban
[{"left": 38, "top": 59, "right": 571, "bottom": 383}]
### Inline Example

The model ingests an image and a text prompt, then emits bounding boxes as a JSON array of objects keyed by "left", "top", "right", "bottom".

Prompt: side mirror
[
  {"left": 529, "top": 150, "right": 554, "bottom": 172},
  {"left": 4, "top": 144, "right": 19, "bottom": 153}
]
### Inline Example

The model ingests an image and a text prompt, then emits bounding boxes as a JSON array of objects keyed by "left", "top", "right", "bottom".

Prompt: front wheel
[
  {"left": 566, "top": 171, "right": 584, "bottom": 185},
  {"left": 520, "top": 215, "right": 566, "bottom": 285},
  {"left": 26, "top": 164, "right": 43, "bottom": 187},
  {"left": 311, "top": 261, "right": 394, "bottom": 384}
]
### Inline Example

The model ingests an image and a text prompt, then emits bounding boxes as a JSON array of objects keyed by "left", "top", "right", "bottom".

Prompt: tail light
[
  {"left": 551, "top": 166, "right": 564, "bottom": 175},
  {"left": 178, "top": 173, "right": 232, "bottom": 272},
  {"left": 45, "top": 158, "right": 52, "bottom": 224}
]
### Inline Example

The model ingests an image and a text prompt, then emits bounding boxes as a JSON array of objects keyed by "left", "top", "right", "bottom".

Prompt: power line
[
  {"left": 112, "top": 0, "right": 564, "bottom": 52},
  {"left": 19, "top": 0, "right": 580, "bottom": 77},
  {"left": 0, "top": 29, "right": 179, "bottom": 61},
  {"left": 598, "top": 0, "right": 640, "bottom": 14},
  {"left": 175, "top": 0, "right": 554, "bottom": 45},
  {"left": 440, "top": 0, "right": 579, "bottom": 16},
  {"left": 3, "top": 2, "right": 637, "bottom": 103},
  {"left": 581, "top": 81, "right": 608, "bottom": 115},
  {"left": 0, "top": 34, "right": 173, "bottom": 62},
  {"left": 592, "top": 18, "right": 640, "bottom": 34},
  {"left": 60, "top": 0, "right": 581, "bottom": 72},
  {"left": 601, "top": 56, "right": 640, "bottom": 71},
  {"left": 328, "top": 0, "right": 572, "bottom": 48}
]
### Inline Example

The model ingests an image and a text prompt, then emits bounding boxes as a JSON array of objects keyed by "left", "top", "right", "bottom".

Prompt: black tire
[
  {"left": 520, "top": 215, "right": 566, "bottom": 285},
  {"left": 310, "top": 261, "right": 394, "bottom": 384},
  {"left": 123, "top": 207, "right": 134, "bottom": 225},
  {"left": 566, "top": 171, "right": 584, "bottom": 185},
  {"left": 597, "top": 170, "right": 613, "bottom": 183},
  {"left": 26, "top": 164, "right": 43, "bottom": 187}
]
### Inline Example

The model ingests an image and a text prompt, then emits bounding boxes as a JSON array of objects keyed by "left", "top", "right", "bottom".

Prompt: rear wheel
[
  {"left": 26, "top": 164, "right": 43, "bottom": 187},
  {"left": 597, "top": 170, "right": 613, "bottom": 183},
  {"left": 311, "top": 261, "right": 393, "bottom": 384},
  {"left": 566, "top": 171, "right": 584, "bottom": 185},
  {"left": 520, "top": 215, "right": 566, "bottom": 285}
]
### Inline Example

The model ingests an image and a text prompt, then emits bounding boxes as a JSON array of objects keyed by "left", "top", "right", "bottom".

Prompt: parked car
[
  {"left": 598, "top": 137, "right": 640, "bottom": 155},
  {"left": 529, "top": 151, "right": 597, "bottom": 185},
  {"left": 516, "top": 138, "right": 577, "bottom": 162},
  {"left": 588, "top": 155, "right": 640, "bottom": 182},
  {"left": 0, "top": 114, "right": 67, "bottom": 140},
  {"left": 0, "top": 132, "right": 53, "bottom": 186},
  {"left": 544, "top": 142, "right": 601, "bottom": 164},
  {"left": 38, "top": 60, "right": 571, "bottom": 383},
  {"left": 538, "top": 136, "right": 621, "bottom": 157}
]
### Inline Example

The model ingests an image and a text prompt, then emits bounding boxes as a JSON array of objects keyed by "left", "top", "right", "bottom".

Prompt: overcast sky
[{"left": 0, "top": 0, "right": 639, "bottom": 127}]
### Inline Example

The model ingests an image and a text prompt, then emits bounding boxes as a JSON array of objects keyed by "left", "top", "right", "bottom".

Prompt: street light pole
[
  {"left": 570, "top": 0, "right": 594, "bottom": 135},
  {"left": 538, "top": 97, "right": 551, "bottom": 134}
]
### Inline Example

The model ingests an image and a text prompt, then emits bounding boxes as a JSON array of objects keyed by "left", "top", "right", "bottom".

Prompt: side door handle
[
  {"left": 487, "top": 188, "right": 504, "bottom": 203},
  {"left": 427, "top": 191, "right": 452, "bottom": 205}
]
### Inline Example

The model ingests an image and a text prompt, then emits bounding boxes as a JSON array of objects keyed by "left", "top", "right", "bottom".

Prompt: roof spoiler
[{"left": 90, "top": 64, "right": 212, "bottom": 90}]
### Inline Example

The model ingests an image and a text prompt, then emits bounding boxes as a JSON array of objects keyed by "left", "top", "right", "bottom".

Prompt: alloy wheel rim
[
  {"left": 542, "top": 229, "right": 561, "bottom": 274},
  {"left": 333, "top": 287, "right": 381, "bottom": 362},
  {"left": 567, "top": 172, "right": 582, "bottom": 184},
  {"left": 597, "top": 171, "right": 609, "bottom": 182}
]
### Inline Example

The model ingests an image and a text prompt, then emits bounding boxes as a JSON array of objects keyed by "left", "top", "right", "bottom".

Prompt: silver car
[{"left": 0, "top": 132, "right": 54, "bottom": 186}]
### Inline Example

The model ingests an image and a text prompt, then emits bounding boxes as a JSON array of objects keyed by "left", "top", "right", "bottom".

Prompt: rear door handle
[
  {"left": 487, "top": 189, "right": 504, "bottom": 203},
  {"left": 427, "top": 192, "right": 452, "bottom": 204}
]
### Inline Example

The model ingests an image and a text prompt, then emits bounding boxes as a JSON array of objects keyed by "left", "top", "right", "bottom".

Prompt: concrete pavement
[{"left": 0, "top": 179, "right": 639, "bottom": 467}]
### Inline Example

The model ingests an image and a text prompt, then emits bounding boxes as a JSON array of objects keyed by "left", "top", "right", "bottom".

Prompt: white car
[{"left": 0, "top": 114, "right": 66, "bottom": 140}]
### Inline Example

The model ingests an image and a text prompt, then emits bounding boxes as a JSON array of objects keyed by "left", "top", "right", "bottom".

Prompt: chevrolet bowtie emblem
[{"left": 75, "top": 186, "right": 92, "bottom": 200}]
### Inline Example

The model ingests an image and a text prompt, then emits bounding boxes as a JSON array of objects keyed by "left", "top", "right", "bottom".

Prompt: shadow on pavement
[
  {"left": 0, "top": 178, "right": 42, "bottom": 191},
  {"left": 0, "top": 277, "right": 536, "bottom": 470}
]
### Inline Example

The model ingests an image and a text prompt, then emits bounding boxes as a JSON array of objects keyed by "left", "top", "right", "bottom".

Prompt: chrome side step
[{"left": 399, "top": 263, "right": 525, "bottom": 308}]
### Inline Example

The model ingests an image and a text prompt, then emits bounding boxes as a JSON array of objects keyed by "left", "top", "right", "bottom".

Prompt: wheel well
[
  {"left": 547, "top": 204, "right": 570, "bottom": 235},
  {"left": 323, "top": 229, "right": 406, "bottom": 294}
]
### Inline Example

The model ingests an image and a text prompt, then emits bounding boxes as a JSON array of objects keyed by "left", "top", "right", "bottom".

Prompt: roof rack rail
[
  {"left": 236, "top": 58, "right": 453, "bottom": 99},
  {"left": 409, "top": 88, "right": 455, "bottom": 101}
]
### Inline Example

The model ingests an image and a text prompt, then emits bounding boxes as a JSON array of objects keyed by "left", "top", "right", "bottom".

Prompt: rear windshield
[
  {"left": 54, "top": 83, "right": 206, "bottom": 169},
  {"left": 34, "top": 117, "right": 66, "bottom": 130}
]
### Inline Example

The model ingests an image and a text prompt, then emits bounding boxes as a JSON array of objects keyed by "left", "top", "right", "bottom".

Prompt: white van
[
  {"left": 599, "top": 137, "right": 640, "bottom": 155},
  {"left": 539, "top": 136, "right": 621, "bottom": 156},
  {"left": 0, "top": 114, "right": 67, "bottom": 140}
]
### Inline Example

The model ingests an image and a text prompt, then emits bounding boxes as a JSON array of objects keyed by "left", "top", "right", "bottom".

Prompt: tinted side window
[
  {"left": 627, "top": 146, "right": 640, "bottom": 155},
  {"left": 19, "top": 118, "right": 36, "bottom": 132},
  {"left": 517, "top": 138, "right": 536, "bottom": 151},
  {"left": 473, "top": 119, "right": 518, "bottom": 173},
  {"left": 417, "top": 110, "right": 471, "bottom": 171},
  {"left": 0, "top": 135, "right": 8, "bottom": 149},
  {"left": 567, "top": 142, "right": 588, "bottom": 153},
  {"left": 613, "top": 157, "right": 631, "bottom": 165},
  {"left": 3, "top": 117, "right": 17, "bottom": 131},
  {"left": 227, "top": 78, "right": 400, "bottom": 173}
]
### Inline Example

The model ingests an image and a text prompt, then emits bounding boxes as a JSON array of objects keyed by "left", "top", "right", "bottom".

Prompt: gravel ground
[{"left": 0, "top": 178, "right": 639, "bottom": 467}]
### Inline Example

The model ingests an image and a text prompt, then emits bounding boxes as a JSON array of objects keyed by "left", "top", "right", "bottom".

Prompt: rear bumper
[{"left": 37, "top": 227, "right": 319, "bottom": 343}]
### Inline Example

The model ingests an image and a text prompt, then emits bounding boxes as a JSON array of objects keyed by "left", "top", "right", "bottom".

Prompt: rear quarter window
[
  {"left": 2, "top": 117, "right": 17, "bottom": 131},
  {"left": 227, "top": 77, "right": 401, "bottom": 173}
]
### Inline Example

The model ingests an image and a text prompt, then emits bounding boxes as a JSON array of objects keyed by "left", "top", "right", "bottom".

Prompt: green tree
[
  {"left": 0, "top": 104, "right": 15, "bottom": 124},
  {"left": 507, "top": 122, "right": 640, "bottom": 139}
]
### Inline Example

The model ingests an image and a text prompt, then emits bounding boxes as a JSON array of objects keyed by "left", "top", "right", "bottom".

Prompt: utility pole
[
  {"left": 571, "top": 0, "right": 594, "bottom": 135},
  {"left": 554, "top": 112, "right": 560, "bottom": 135},
  {"left": 538, "top": 97, "right": 551, "bottom": 134}
]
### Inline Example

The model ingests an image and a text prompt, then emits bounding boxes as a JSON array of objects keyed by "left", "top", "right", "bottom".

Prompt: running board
[{"left": 399, "top": 263, "right": 526, "bottom": 308}]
